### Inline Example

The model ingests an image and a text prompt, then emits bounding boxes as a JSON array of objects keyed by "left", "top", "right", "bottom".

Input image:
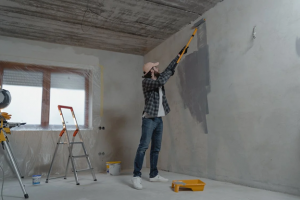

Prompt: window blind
[
  {"left": 51, "top": 73, "right": 85, "bottom": 90},
  {"left": 3, "top": 69, "right": 43, "bottom": 87}
]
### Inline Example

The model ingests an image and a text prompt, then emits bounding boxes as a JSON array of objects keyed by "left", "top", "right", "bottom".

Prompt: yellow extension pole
[{"left": 177, "top": 28, "right": 198, "bottom": 64}]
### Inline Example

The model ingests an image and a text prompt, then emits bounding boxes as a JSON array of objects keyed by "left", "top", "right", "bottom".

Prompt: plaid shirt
[{"left": 142, "top": 56, "right": 179, "bottom": 117}]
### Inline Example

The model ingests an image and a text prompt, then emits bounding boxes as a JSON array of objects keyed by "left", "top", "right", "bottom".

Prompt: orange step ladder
[{"left": 45, "top": 105, "right": 97, "bottom": 185}]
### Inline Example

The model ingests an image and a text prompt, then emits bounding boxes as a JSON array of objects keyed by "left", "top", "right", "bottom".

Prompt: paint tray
[{"left": 172, "top": 179, "right": 206, "bottom": 192}]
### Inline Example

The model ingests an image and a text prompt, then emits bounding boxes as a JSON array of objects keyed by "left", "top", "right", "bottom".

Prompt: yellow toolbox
[{"left": 172, "top": 179, "right": 206, "bottom": 192}]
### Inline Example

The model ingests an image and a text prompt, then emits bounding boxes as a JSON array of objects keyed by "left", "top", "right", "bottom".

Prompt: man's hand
[{"left": 178, "top": 46, "right": 189, "bottom": 56}]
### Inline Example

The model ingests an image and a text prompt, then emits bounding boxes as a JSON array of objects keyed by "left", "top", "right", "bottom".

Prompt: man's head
[{"left": 143, "top": 62, "right": 160, "bottom": 78}]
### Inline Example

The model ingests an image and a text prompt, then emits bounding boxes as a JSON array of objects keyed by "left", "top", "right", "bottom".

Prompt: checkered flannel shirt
[{"left": 142, "top": 56, "right": 179, "bottom": 117}]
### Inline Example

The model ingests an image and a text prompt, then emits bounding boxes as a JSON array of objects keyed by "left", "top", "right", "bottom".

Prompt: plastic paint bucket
[
  {"left": 32, "top": 175, "right": 41, "bottom": 185},
  {"left": 106, "top": 161, "right": 121, "bottom": 176}
]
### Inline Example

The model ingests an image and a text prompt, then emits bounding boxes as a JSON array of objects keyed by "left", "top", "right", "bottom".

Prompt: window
[
  {"left": 0, "top": 61, "right": 90, "bottom": 129},
  {"left": 50, "top": 73, "right": 85, "bottom": 125},
  {"left": 2, "top": 70, "right": 43, "bottom": 124}
]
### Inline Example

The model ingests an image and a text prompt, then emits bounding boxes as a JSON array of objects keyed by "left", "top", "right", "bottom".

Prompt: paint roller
[{"left": 177, "top": 18, "right": 206, "bottom": 63}]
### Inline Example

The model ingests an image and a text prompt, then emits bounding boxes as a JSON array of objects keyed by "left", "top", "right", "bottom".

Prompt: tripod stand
[{"left": 0, "top": 113, "right": 28, "bottom": 199}]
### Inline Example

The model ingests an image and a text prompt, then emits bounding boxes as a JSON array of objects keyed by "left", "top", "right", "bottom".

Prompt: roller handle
[{"left": 177, "top": 28, "right": 198, "bottom": 64}]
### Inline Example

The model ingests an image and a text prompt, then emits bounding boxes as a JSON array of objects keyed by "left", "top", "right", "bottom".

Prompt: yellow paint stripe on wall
[{"left": 99, "top": 65, "right": 104, "bottom": 117}]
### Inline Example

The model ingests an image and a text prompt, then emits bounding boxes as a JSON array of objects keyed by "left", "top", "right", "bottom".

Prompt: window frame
[{"left": 0, "top": 61, "right": 90, "bottom": 129}]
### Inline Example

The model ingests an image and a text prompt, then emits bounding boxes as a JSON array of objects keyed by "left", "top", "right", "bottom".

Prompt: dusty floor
[{"left": 1, "top": 169, "right": 299, "bottom": 200}]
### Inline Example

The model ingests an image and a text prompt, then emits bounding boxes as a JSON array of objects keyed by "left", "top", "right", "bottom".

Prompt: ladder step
[
  {"left": 58, "top": 142, "right": 82, "bottom": 145},
  {"left": 73, "top": 155, "right": 89, "bottom": 158},
  {"left": 76, "top": 168, "right": 93, "bottom": 172}
]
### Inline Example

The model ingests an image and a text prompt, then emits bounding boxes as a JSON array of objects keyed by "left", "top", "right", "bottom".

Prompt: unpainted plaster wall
[
  {"left": 144, "top": 0, "right": 300, "bottom": 196},
  {"left": 0, "top": 36, "right": 144, "bottom": 177}
]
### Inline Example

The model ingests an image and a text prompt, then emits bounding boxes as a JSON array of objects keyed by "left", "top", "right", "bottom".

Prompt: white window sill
[{"left": 8, "top": 125, "right": 92, "bottom": 131}]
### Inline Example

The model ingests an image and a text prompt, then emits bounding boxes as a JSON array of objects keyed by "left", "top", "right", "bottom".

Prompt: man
[{"left": 132, "top": 46, "right": 188, "bottom": 190}]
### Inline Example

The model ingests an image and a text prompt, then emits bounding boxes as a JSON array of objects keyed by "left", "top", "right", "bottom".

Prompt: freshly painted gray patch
[
  {"left": 296, "top": 37, "right": 300, "bottom": 57},
  {"left": 178, "top": 24, "right": 210, "bottom": 133}
]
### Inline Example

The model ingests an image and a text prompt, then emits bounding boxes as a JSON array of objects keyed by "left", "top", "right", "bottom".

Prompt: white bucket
[
  {"left": 32, "top": 175, "right": 41, "bottom": 185},
  {"left": 106, "top": 161, "right": 121, "bottom": 176}
]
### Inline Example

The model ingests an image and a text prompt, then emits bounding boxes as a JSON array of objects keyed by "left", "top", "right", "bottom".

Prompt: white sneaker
[
  {"left": 131, "top": 177, "right": 143, "bottom": 190},
  {"left": 149, "top": 175, "right": 168, "bottom": 182}
]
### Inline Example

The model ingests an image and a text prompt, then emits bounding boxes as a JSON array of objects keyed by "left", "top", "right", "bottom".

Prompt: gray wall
[
  {"left": 144, "top": 0, "right": 300, "bottom": 196},
  {"left": 0, "top": 36, "right": 143, "bottom": 177}
]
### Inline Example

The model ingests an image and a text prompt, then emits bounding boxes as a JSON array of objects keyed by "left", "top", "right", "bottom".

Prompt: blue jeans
[{"left": 133, "top": 117, "right": 163, "bottom": 178}]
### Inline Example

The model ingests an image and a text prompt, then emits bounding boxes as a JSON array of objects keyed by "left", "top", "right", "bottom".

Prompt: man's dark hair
[{"left": 143, "top": 69, "right": 152, "bottom": 78}]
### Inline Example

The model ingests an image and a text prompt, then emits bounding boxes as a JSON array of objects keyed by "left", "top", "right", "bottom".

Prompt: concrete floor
[{"left": 1, "top": 169, "right": 299, "bottom": 200}]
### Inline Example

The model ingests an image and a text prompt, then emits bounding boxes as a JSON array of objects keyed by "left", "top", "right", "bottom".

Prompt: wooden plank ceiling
[{"left": 0, "top": 0, "right": 221, "bottom": 55}]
